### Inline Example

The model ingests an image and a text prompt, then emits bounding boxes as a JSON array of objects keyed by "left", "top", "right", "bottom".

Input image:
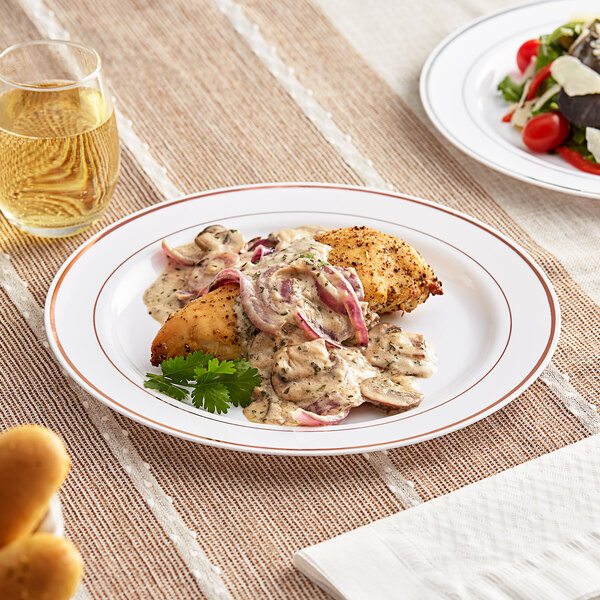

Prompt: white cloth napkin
[{"left": 294, "top": 435, "right": 600, "bottom": 600}]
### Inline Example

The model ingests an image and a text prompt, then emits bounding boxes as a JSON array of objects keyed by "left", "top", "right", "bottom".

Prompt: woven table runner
[{"left": 1, "top": 0, "right": 599, "bottom": 598}]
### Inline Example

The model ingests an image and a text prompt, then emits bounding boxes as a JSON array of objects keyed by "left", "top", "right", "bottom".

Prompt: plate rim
[
  {"left": 44, "top": 183, "right": 561, "bottom": 455},
  {"left": 419, "top": 0, "right": 600, "bottom": 199}
]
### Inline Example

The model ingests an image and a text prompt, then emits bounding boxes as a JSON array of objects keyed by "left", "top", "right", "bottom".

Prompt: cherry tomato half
[
  {"left": 517, "top": 39, "right": 540, "bottom": 72},
  {"left": 522, "top": 112, "right": 570, "bottom": 153}
]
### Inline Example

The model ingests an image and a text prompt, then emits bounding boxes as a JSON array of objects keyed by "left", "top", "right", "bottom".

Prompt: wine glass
[{"left": 0, "top": 40, "right": 120, "bottom": 237}]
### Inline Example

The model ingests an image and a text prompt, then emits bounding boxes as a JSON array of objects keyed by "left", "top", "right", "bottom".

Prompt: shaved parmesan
[
  {"left": 551, "top": 56, "right": 600, "bottom": 96},
  {"left": 586, "top": 127, "right": 600, "bottom": 162},
  {"left": 532, "top": 83, "right": 561, "bottom": 111}
]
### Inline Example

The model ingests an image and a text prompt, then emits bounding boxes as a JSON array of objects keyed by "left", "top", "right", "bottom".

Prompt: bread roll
[
  {"left": 0, "top": 533, "right": 83, "bottom": 600},
  {"left": 0, "top": 425, "right": 70, "bottom": 547}
]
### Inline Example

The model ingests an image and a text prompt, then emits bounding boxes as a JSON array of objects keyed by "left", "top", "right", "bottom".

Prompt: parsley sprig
[{"left": 144, "top": 351, "right": 261, "bottom": 414}]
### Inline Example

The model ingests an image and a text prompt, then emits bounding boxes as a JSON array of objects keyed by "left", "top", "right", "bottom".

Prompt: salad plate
[
  {"left": 420, "top": 0, "right": 600, "bottom": 199},
  {"left": 45, "top": 184, "right": 559, "bottom": 455}
]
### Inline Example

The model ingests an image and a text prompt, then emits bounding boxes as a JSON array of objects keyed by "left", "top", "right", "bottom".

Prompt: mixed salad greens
[{"left": 498, "top": 19, "right": 600, "bottom": 174}]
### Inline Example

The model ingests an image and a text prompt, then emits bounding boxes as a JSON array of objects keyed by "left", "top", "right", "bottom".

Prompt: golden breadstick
[
  {"left": 0, "top": 425, "right": 70, "bottom": 547},
  {"left": 0, "top": 533, "right": 83, "bottom": 600}
]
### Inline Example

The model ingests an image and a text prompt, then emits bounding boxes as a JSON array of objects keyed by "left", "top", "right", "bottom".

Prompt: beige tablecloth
[{"left": 1, "top": 0, "right": 599, "bottom": 598}]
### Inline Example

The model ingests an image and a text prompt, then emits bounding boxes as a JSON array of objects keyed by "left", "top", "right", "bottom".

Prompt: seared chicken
[
  {"left": 315, "top": 226, "right": 442, "bottom": 313},
  {"left": 151, "top": 283, "right": 241, "bottom": 365}
]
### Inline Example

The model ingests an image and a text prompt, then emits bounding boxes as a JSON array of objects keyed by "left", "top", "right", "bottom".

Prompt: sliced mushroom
[
  {"left": 364, "top": 322, "right": 437, "bottom": 377},
  {"left": 194, "top": 224, "right": 245, "bottom": 254},
  {"left": 271, "top": 339, "right": 349, "bottom": 401},
  {"left": 360, "top": 375, "right": 423, "bottom": 411},
  {"left": 372, "top": 323, "right": 402, "bottom": 335},
  {"left": 334, "top": 348, "right": 379, "bottom": 381}
]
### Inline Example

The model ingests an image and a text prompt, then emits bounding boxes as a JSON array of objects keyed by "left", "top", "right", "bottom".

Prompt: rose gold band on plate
[{"left": 48, "top": 184, "right": 558, "bottom": 453}]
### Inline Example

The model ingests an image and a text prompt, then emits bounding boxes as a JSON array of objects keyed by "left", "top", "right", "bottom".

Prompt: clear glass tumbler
[{"left": 0, "top": 40, "right": 120, "bottom": 237}]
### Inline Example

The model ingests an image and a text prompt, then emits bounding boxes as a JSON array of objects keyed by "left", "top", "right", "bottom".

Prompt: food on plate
[
  {"left": 0, "top": 534, "right": 83, "bottom": 600},
  {"left": 151, "top": 283, "right": 242, "bottom": 362},
  {"left": 498, "top": 19, "right": 600, "bottom": 173},
  {"left": 149, "top": 225, "right": 442, "bottom": 363},
  {"left": 0, "top": 425, "right": 70, "bottom": 546},
  {"left": 0, "top": 425, "right": 83, "bottom": 599},
  {"left": 145, "top": 350, "right": 261, "bottom": 415},
  {"left": 145, "top": 224, "right": 442, "bottom": 426},
  {"left": 314, "top": 227, "right": 442, "bottom": 313}
]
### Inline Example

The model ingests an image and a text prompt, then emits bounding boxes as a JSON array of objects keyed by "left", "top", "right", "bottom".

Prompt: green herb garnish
[
  {"left": 497, "top": 75, "right": 525, "bottom": 103},
  {"left": 537, "top": 22, "right": 583, "bottom": 69},
  {"left": 144, "top": 351, "right": 261, "bottom": 414},
  {"left": 564, "top": 125, "right": 599, "bottom": 163}
]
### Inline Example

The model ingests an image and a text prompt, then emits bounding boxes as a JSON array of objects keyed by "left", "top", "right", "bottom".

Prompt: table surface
[{"left": 1, "top": 0, "right": 599, "bottom": 598}]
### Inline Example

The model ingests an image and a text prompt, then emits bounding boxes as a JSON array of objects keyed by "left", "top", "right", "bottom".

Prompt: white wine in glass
[{"left": 0, "top": 41, "right": 120, "bottom": 237}]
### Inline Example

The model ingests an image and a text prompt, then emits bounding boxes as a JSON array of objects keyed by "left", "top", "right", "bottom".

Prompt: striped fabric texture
[{"left": 0, "top": 0, "right": 599, "bottom": 598}]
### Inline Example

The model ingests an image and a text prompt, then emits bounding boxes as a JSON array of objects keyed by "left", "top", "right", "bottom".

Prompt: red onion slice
[
  {"left": 292, "top": 407, "right": 350, "bottom": 426},
  {"left": 161, "top": 240, "right": 198, "bottom": 266},
  {"left": 344, "top": 296, "right": 369, "bottom": 346},
  {"left": 257, "top": 264, "right": 286, "bottom": 286},
  {"left": 251, "top": 245, "right": 274, "bottom": 263},
  {"left": 217, "top": 268, "right": 286, "bottom": 333},
  {"left": 321, "top": 266, "right": 369, "bottom": 346},
  {"left": 316, "top": 280, "right": 346, "bottom": 314},
  {"left": 187, "top": 252, "right": 239, "bottom": 294},
  {"left": 200, "top": 268, "right": 243, "bottom": 296},
  {"left": 280, "top": 278, "right": 293, "bottom": 303},
  {"left": 198, "top": 267, "right": 287, "bottom": 333},
  {"left": 296, "top": 310, "right": 343, "bottom": 349},
  {"left": 339, "top": 267, "right": 365, "bottom": 302},
  {"left": 247, "top": 237, "right": 276, "bottom": 252},
  {"left": 240, "top": 276, "right": 286, "bottom": 334}
]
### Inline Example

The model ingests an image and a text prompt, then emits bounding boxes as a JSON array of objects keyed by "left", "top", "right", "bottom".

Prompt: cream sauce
[
  {"left": 144, "top": 228, "right": 242, "bottom": 324},
  {"left": 143, "top": 263, "right": 192, "bottom": 323},
  {"left": 144, "top": 225, "right": 437, "bottom": 426}
]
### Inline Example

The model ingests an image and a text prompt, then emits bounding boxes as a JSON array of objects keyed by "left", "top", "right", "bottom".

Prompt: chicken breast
[
  {"left": 316, "top": 226, "right": 442, "bottom": 313},
  {"left": 150, "top": 283, "right": 241, "bottom": 365}
]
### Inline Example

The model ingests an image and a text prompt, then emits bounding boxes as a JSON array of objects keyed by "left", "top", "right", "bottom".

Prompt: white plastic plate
[
  {"left": 421, "top": 0, "right": 600, "bottom": 198},
  {"left": 45, "top": 184, "right": 559, "bottom": 455}
]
